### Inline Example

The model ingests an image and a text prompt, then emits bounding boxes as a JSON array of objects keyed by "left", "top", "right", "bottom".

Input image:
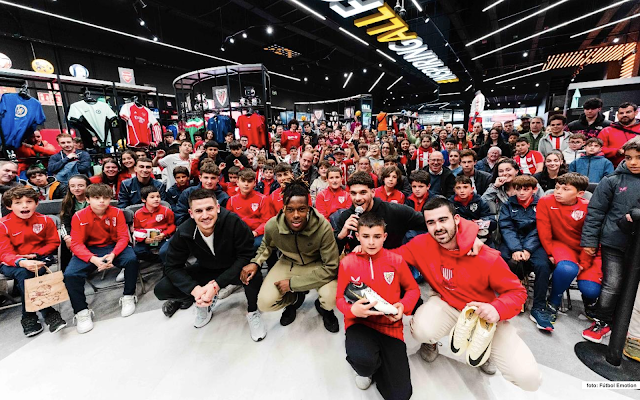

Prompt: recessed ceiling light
[
  {"left": 362, "top": 68, "right": 367, "bottom": 73},
  {"left": 266, "top": 26, "right": 273, "bottom": 34},
  {"left": 304, "top": 77, "right": 308, "bottom": 82},
  {"left": 378, "top": 63, "right": 382, "bottom": 67},
  {"left": 138, "top": 18, "right": 145, "bottom": 26},
  {"left": 229, "top": 38, "right": 235, "bottom": 44},
  {"left": 535, "top": 83, "right": 540, "bottom": 87},
  {"left": 512, "top": 86, "right": 515, "bottom": 89},
  {"left": 220, "top": 46, "right": 225, "bottom": 51},
  {"left": 242, "top": 32, "right": 247, "bottom": 39},
  {"left": 491, "top": 89, "right": 494, "bottom": 92},
  {"left": 344, "top": 73, "right": 348, "bottom": 77},
  {"left": 523, "top": 51, "right": 528, "bottom": 57},
  {"left": 613, "top": 37, "right": 620, "bottom": 43},
  {"left": 497, "top": 103, "right": 501, "bottom": 106},
  {"left": 325, "top": 76, "right": 329, "bottom": 80}
]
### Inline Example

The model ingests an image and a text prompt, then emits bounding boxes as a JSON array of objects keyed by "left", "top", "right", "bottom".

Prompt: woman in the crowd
[
  {"left": 456, "top": 129, "right": 473, "bottom": 150},
  {"left": 397, "top": 139, "right": 412, "bottom": 175},
  {"left": 205, "top": 130, "right": 215, "bottom": 141},
  {"left": 90, "top": 158, "right": 121, "bottom": 198},
  {"left": 119, "top": 150, "right": 137, "bottom": 182},
  {"left": 381, "top": 142, "right": 397, "bottom": 159},
  {"left": 177, "top": 131, "right": 188, "bottom": 141},
  {"left": 482, "top": 158, "right": 544, "bottom": 214},
  {"left": 477, "top": 128, "right": 512, "bottom": 159},
  {"left": 59, "top": 174, "right": 91, "bottom": 268},
  {"left": 534, "top": 150, "right": 568, "bottom": 192},
  {"left": 448, "top": 149, "right": 462, "bottom": 176}
]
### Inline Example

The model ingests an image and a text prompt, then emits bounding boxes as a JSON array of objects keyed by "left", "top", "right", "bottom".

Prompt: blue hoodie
[{"left": 569, "top": 154, "right": 614, "bottom": 183}]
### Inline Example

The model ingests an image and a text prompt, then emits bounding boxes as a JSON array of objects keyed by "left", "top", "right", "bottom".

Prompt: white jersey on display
[{"left": 68, "top": 100, "right": 117, "bottom": 145}]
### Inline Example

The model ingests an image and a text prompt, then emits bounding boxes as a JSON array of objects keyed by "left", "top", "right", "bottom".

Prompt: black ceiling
[{"left": 0, "top": 0, "right": 638, "bottom": 111}]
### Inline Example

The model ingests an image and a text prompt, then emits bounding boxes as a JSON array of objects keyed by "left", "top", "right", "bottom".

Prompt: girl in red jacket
[
  {"left": 374, "top": 165, "right": 405, "bottom": 204},
  {"left": 337, "top": 212, "right": 419, "bottom": 399}
]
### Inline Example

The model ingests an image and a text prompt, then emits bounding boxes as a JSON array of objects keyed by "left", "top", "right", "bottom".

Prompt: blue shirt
[{"left": 0, "top": 94, "right": 46, "bottom": 149}]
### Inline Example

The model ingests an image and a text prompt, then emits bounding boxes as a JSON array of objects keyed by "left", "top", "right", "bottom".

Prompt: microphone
[{"left": 347, "top": 206, "right": 365, "bottom": 239}]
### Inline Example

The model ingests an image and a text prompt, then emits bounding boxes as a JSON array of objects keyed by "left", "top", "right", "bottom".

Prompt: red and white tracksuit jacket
[
  {"left": 70, "top": 206, "right": 130, "bottom": 262},
  {"left": 227, "top": 191, "right": 274, "bottom": 236},
  {"left": 315, "top": 187, "right": 352, "bottom": 220},
  {"left": 133, "top": 205, "right": 176, "bottom": 242},
  {"left": 374, "top": 187, "right": 405, "bottom": 204},
  {"left": 0, "top": 212, "right": 60, "bottom": 265}
]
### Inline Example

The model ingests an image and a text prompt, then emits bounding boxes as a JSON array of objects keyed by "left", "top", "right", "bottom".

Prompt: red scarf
[
  {"left": 454, "top": 195, "right": 473, "bottom": 207},
  {"left": 517, "top": 196, "right": 534, "bottom": 209}
]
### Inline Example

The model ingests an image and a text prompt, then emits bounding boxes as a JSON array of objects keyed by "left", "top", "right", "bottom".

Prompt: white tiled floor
[{"left": 0, "top": 292, "right": 634, "bottom": 400}]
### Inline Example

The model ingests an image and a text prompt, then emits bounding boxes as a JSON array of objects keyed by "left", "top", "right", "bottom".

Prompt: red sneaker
[{"left": 582, "top": 320, "right": 611, "bottom": 343}]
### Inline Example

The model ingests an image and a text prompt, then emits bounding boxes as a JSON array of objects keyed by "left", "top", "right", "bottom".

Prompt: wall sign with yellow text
[{"left": 323, "top": 0, "right": 458, "bottom": 83}]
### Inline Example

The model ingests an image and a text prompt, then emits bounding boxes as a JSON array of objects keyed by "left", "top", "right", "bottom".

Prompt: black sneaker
[
  {"left": 44, "top": 310, "right": 67, "bottom": 333},
  {"left": 21, "top": 314, "right": 44, "bottom": 337},
  {"left": 280, "top": 292, "right": 306, "bottom": 326},
  {"left": 315, "top": 299, "right": 339, "bottom": 333},
  {"left": 162, "top": 299, "right": 193, "bottom": 318}
]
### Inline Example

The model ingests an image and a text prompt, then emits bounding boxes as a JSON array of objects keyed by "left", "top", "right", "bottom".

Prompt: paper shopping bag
[{"left": 24, "top": 267, "right": 69, "bottom": 312}]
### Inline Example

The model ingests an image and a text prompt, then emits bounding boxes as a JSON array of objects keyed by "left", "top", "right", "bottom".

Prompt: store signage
[
  {"left": 212, "top": 85, "right": 229, "bottom": 108},
  {"left": 118, "top": 67, "right": 136, "bottom": 85},
  {"left": 69, "top": 64, "right": 89, "bottom": 78},
  {"left": 37, "top": 91, "right": 62, "bottom": 106},
  {"left": 0, "top": 53, "right": 12, "bottom": 69},
  {"left": 264, "top": 44, "right": 301, "bottom": 58},
  {"left": 31, "top": 59, "right": 54, "bottom": 74},
  {"left": 322, "top": 0, "right": 458, "bottom": 83}
]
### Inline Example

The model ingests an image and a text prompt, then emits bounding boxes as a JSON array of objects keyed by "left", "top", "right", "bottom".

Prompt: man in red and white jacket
[
  {"left": 226, "top": 169, "right": 274, "bottom": 250},
  {"left": 133, "top": 186, "right": 176, "bottom": 263},
  {"left": 64, "top": 183, "right": 139, "bottom": 334},
  {"left": 513, "top": 137, "right": 543, "bottom": 175},
  {"left": 316, "top": 167, "right": 351, "bottom": 220},
  {"left": 394, "top": 197, "right": 541, "bottom": 392},
  {"left": 598, "top": 102, "right": 640, "bottom": 167}
]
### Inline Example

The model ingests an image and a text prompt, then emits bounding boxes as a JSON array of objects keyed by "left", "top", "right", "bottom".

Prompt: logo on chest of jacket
[
  {"left": 620, "top": 187, "right": 628, "bottom": 193},
  {"left": 251, "top": 203, "right": 259, "bottom": 212},
  {"left": 156, "top": 214, "right": 164, "bottom": 222},
  {"left": 470, "top": 203, "right": 478, "bottom": 212},
  {"left": 338, "top": 196, "right": 345, "bottom": 204},
  {"left": 442, "top": 266, "right": 453, "bottom": 281},
  {"left": 32, "top": 224, "right": 43, "bottom": 234},
  {"left": 15, "top": 104, "right": 27, "bottom": 118},
  {"left": 384, "top": 271, "right": 394, "bottom": 285},
  {"left": 571, "top": 210, "right": 585, "bottom": 221}
]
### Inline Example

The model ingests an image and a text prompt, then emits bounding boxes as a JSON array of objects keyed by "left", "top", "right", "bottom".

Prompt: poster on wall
[
  {"left": 118, "top": 67, "right": 136, "bottom": 85},
  {"left": 212, "top": 85, "right": 229, "bottom": 108},
  {"left": 313, "top": 109, "right": 325, "bottom": 123},
  {"left": 344, "top": 107, "right": 354, "bottom": 120}
]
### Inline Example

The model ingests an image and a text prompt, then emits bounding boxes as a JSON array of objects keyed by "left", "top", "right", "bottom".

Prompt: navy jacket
[
  {"left": 47, "top": 150, "right": 91, "bottom": 176},
  {"left": 117, "top": 177, "right": 166, "bottom": 208},
  {"left": 174, "top": 183, "right": 229, "bottom": 225},
  {"left": 450, "top": 194, "right": 496, "bottom": 232},
  {"left": 255, "top": 179, "right": 280, "bottom": 195},
  {"left": 498, "top": 195, "right": 541, "bottom": 254},
  {"left": 166, "top": 181, "right": 195, "bottom": 208},
  {"left": 581, "top": 162, "right": 640, "bottom": 251},
  {"left": 569, "top": 155, "right": 614, "bottom": 183}
]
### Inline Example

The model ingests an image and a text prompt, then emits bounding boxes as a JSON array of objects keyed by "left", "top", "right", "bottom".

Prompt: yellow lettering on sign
[
  {"left": 436, "top": 78, "right": 460, "bottom": 83},
  {"left": 377, "top": 27, "right": 417, "bottom": 42},
  {"left": 366, "top": 17, "right": 405, "bottom": 35},
  {"left": 354, "top": 3, "right": 394, "bottom": 27}
]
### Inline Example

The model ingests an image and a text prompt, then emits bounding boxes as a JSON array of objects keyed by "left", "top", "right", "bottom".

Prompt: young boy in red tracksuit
[
  {"left": 374, "top": 165, "right": 405, "bottom": 204},
  {"left": 405, "top": 170, "right": 430, "bottom": 212},
  {"left": 336, "top": 213, "right": 419, "bottom": 400},
  {"left": 316, "top": 166, "right": 351, "bottom": 220},
  {"left": 255, "top": 164, "right": 278, "bottom": 195},
  {"left": 227, "top": 169, "right": 274, "bottom": 251},
  {"left": 536, "top": 172, "right": 602, "bottom": 325},
  {"left": 0, "top": 186, "right": 66, "bottom": 337},
  {"left": 64, "top": 183, "right": 139, "bottom": 334},
  {"left": 224, "top": 166, "right": 241, "bottom": 197},
  {"left": 133, "top": 185, "right": 176, "bottom": 263}
]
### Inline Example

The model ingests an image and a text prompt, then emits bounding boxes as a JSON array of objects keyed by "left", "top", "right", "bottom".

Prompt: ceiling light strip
[
  {"left": 439, "top": 102, "right": 450, "bottom": 109},
  {"left": 386, "top": 76, "right": 403, "bottom": 90},
  {"left": 286, "top": 0, "right": 327, "bottom": 21},
  {"left": 569, "top": 13, "right": 640, "bottom": 38},
  {"left": 342, "top": 72, "right": 353, "bottom": 88},
  {"left": 368, "top": 72, "right": 385, "bottom": 92},
  {"left": 376, "top": 49, "right": 396, "bottom": 62},
  {"left": 482, "top": 0, "right": 505, "bottom": 13},
  {"left": 338, "top": 27, "right": 370, "bottom": 46},
  {"left": 411, "top": 0, "right": 423, "bottom": 12},
  {"left": 495, "top": 69, "right": 549, "bottom": 84},
  {"left": 468, "top": 0, "right": 569, "bottom": 46},
  {"left": 270, "top": 71, "right": 302, "bottom": 82},
  {"left": 440, "top": 92, "right": 461, "bottom": 96},
  {"left": 472, "top": 0, "right": 630, "bottom": 60},
  {"left": 484, "top": 63, "right": 544, "bottom": 81}
]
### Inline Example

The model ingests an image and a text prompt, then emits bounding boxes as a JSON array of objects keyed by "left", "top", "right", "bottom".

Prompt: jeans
[
  {"left": 549, "top": 261, "right": 601, "bottom": 307},
  {"left": 134, "top": 240, "right": 170, "bottom": 263},
  {"left": 595, "top": 246, "right": 626, "bottom": 324},
  {"left": 500, "top": 245, "right": 551, "bottom": 310},
  {"left": 54, "top": 161, "right": 79, "bottom": 184},
  {"left": 0, "top": 264, "right": 53, "bottom": 318},
  {"left": 64, "top": 244, "right": 139, "bottom": 313}
]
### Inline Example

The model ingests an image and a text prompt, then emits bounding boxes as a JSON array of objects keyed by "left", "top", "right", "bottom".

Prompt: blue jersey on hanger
[
  {"left": 207, "top": 115, "right": 233, "bottom": 143},
  {"left": 0, "top": 93, "right": 46, "bottom": 149}
]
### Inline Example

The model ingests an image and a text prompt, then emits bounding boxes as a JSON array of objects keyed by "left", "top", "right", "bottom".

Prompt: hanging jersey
[
  {"left": 68, "top": 100, "right": 117, "bottom": 147},
  {"left": 119, "top": 103, "right": 161, "bottom": 147},
  {"left": 0, "top": 93, "right": 46, "bottom": 149},
  {"left": 206, "top": 115, "right": 234, "bottom": 143},
  {"left": 186, "top": 118, "right": 204, "bottom": 141},
  {"left": 166, "top": 124, "right": 178, "bottom": 138},
  {"left": 237, "top": 113, "right": 267, "bottom": 149}
]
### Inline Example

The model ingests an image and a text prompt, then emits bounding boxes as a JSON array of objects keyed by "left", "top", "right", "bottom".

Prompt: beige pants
[
  {"left": 628, "top": 284, "right": 640, "bottom": 339},
  {"left": 257, "top": 258, "right": 337, "bottom": 312},
  {"left": 411, "top": 295, "right": 542, "bottom": 392}
]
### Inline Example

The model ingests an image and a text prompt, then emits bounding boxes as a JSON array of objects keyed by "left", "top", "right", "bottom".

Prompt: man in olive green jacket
[{"left": 241, "top": 180, "right": 340, "bottom": 332}]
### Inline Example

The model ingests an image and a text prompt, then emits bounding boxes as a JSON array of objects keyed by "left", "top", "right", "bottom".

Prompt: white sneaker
[
  {"left": 115, "top": 268, "right": 125, "bottom": 283},
  {"left": 466, "top": 318, "right": 497, "bottom": 369},
  {"left": 218, "top": 284, "right": 241, "bottom": 299},
  {"left": 450, "top": 306, "right": 479, "bottom": 356},
  {"left": 73, "top": 309, "right": 94, "bottom": 334},
  {"left": 247, "top": 310, "right": 267, "bottom": 342},
  {"left": 355, "top": 375, "right": 372, "bottom": 390},
  {"left": 194, "top": 297, "right": 217, "bottom": 328},
  {"left": 119, "top": 295, "right": 138, "bottom": 317}
]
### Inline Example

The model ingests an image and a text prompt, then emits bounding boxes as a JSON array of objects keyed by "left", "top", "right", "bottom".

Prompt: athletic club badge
[
  {"left": 32, "top": 224, "right": 43, "bottom": 234},
  {"left": 470, "top": 203, "right": 478, "bottom": 212},
  {"left": 105, "top": 218, "right": 110, "bottom": 226},
  {"left": 155, "top": 214, "right": 164, "bottom": 222},
  {"left": 384, "top": 272, "right": 394, "bottom": 285},
  {"left": 571, "top": 210, "right": 585, "bottom": 221},
  {"left": 338, "top": 196, "right": 345, "bottom": 203},
  {"left": 251, "top": 203, "right": 259, "bottom": 212}
]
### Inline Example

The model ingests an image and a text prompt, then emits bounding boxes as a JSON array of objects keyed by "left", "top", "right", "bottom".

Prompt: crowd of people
[{"left": 1, "top": 98, "right": 640, "bottom": 399}]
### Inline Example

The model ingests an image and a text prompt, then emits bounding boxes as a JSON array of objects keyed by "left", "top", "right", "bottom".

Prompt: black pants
[
  {"left": 345, "top": 324, "right": 412, "bottom": 400},
  {"left": 154, "top": 266, "right": 262, "bottom": 312},
  {"left": 595, "top": 246, "right": 626, "bottom": 324}
]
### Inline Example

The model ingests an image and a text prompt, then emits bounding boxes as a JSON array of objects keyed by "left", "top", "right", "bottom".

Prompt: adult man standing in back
[{"left": 567, "top": 98, "right": 611, "bottom": 139}]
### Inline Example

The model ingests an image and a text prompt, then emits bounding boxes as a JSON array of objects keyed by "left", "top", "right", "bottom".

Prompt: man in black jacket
[
  {"left": 291, "top": 151, "right": 319, "bottom": 185},
  {"left": 424, "top": 151, "right": 455, "bottom": 198},
  {"left": 458, "top": 149, "right": 492, "bottom": 196},
  {"left": 154, "top": 188, "right": 266, "bottom": 341},
  {"left": 118, "top": 158, "right": 166, "bottom": 208},
  {"left": 567, "top": 97, "right": 611, "bottom": 139}
]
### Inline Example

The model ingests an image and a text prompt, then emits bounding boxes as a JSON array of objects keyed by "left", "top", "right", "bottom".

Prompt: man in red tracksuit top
[
  {"left": 597, "top": 102, "right": 640, "bottom": 167},
  {"left": 394, "top": 197, "right": 541, "bottom": 392},
  {"left": 316, "top": 166, "right": 351, "bottom": 220},
  {"left": 536, "top": 173, "right": 602, "bottom": 323},
  {"left": 0, "top": 186, "right": 65, "bottom": 337},
  {"left": 336, "top": 213, "right": 419, "bottom": 399},
  {"left": 133, "top": 185, "right": 176, "bottom": 263},
  {"left": 64, "top": 183, "right": 139, "bottom": 334},
  {"left": 227, "top": 169, "right": 274, "bottom": 251}
]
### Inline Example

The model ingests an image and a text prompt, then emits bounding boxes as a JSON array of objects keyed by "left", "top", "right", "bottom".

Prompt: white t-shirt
[
  {"left": 159, "top": 154, "right": 191, "bottom": 190},
  {"left": 67, "top": 100, "right": 117, "bottom": 145},
  {"left": 199, "top": 229, "right": 215, "bottom": 255}
]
